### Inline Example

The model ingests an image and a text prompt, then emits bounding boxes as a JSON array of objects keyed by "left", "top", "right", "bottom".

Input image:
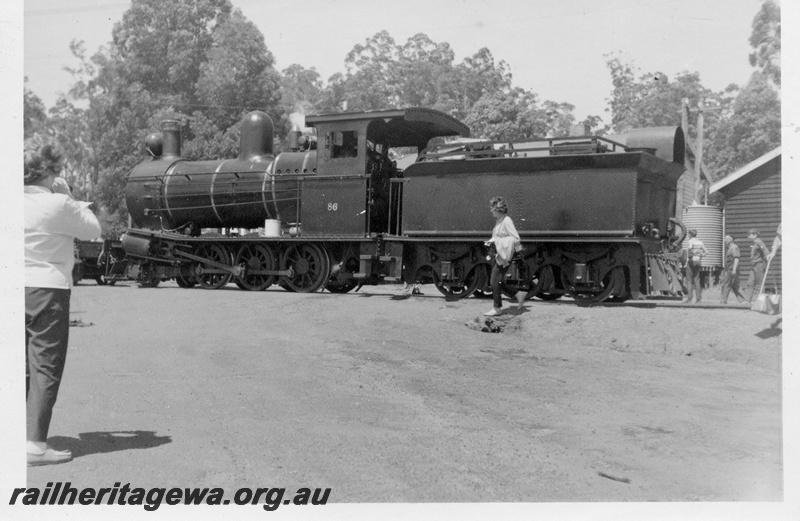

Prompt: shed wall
[{"left": 717, "top": 156, "right": 781, "bottom": 292}]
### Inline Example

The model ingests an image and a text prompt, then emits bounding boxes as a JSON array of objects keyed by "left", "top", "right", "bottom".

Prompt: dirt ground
[{"left": 25, "top": 279, "right": 786, "bottom": 509}]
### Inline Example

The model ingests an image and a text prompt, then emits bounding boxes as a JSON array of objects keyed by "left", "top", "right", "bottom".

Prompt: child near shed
[{"left": 683, "top": 229, "right": 708, "bottom": 304}]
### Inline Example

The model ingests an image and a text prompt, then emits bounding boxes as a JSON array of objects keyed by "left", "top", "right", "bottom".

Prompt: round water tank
[{"left": 682, "top": 204, "right": 723, "bottom": 269}]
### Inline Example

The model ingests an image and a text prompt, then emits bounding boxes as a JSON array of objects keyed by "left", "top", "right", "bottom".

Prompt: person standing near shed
[
  {"left": 720, "top": 235, "right": 746, "bottom": 305},
  {"left": 25, "top": 136, "right": 101, "bottom": 466},
  {"left": 746, "top": 228, "right": 770, "bottom": 303},
  {"left": 767, "top": 223, "right": 782, "bottom": 262},
  {"left": 683, "top": 229, "right": 708, "bottom": 304}
]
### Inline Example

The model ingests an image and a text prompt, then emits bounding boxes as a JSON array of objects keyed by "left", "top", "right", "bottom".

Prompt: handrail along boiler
[{"left": 122, "top": 108, "right": 687, "bottom": 303}]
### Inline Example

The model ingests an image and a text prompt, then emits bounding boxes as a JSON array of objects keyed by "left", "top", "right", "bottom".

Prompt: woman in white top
[
  {"left": 24, "top": 136, "right": 101, "bottom": 466},
  {"left": 484, "top": 197, "right": 521, "bottom": 316}
]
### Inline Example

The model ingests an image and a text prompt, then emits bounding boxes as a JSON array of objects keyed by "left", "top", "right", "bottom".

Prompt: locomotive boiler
[{"left": 121, "top": 107, "right": 687, "bottom": 303}]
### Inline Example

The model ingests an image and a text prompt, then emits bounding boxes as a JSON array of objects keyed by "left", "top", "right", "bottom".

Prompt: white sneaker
[
  {"left": 484, "top": 308, "right": 502, "bottom": 317},
  {"left": 27, "top": 448, "right": 72, "bottom": 467}
]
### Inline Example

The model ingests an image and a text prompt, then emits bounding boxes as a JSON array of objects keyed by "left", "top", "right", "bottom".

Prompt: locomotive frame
[{"left": 121, "top": 107, "right": 687, "bottom": 304}]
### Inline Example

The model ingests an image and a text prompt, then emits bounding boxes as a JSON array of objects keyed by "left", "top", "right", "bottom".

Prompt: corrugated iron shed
[{"left": 709, "top": 147, "right": 781, "bottom": 290}]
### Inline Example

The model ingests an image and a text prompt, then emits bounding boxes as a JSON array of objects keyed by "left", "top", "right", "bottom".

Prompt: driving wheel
[
  {"left": 280, "top": 243, "right": 331, "bottom": 293},
  {"left": 234, "top": 243, "right": 276, "bottom": 291},
  {"left": 192, "top": 244, "right": 233, "bottom": 290}
]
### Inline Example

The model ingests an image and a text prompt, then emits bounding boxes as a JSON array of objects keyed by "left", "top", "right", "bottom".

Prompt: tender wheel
[
  {"left": 192, "top": 244, "right": 233, "bottom": 290},
  {"left": 500, "top": 261, "right": 536, "bottom": 301},
  {"left": 471, "top": 264, "right": 492, "bottom": 298},
  {"left": 434, "top": 265, "right": 481, "bottom": 299},
  {"left": 234, "top": 243, "right": 276, "bottom": 291},
  {"left": 605, "top": 270, "right": 630, "bottom": 303},
  {"left": 560, "top": 265, "right": 624, "bottom": 304},
  {"left": 280, "top": 243, "right": 331, "bottom": 293},
  {"left": 531, "top": 265, "right": 562, "bottom": 301}
]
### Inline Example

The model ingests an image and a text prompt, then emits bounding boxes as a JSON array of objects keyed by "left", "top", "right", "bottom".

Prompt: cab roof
[{"left": 305, "top": 107, "right": 470, "bottom": 149}]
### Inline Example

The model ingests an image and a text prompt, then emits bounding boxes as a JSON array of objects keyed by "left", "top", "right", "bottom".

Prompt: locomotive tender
[{"left": 122, "top": 107, "right": 687, "bottom": 303}]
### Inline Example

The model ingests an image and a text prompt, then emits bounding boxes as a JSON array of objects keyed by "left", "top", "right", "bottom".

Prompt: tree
[
  {"left": 24, "top": 79, "right": 48, "bottom": 138},
  {"left": 603, "top": 54, "right": 740, "bottom": 179},
  {"left": 320, "top": 31, "right": 577, "bottom": 141},
  {"left": 110, "top": 0, "right": 233, "bottom": 103},
  {"left": 464, "top": 88, "right": 548, "bottom": 141},
  {"left": 708, "top": 72, "right": 780, "bottom": 174},
  {"left": 195, "top": 8, "right": 282, "bottom": 130},
  {"left": 542, "top": 101, "right": 577, "bottom": 137},
  {"left": 394, "top": 33, "right": 455, "bottom": 108},
  {"left": 445, "top": 48, "right": 513, "bottom": 120},
  {"left": 706, "top": 1, "right": 781, "bottom": 177},
  {"left": 280, "top": 64, "right": 324, "bottom": 115},
  {"left": 277, "top": 64, "right": 325, "bottom": 143},
  {"left": 50, "top": 0, "right": 281, "bottom": 237},
  {"left": 749, "top": 0, "right": 780, "bottom": 86},
  {"left": 338, "top": 30, "right": 399, "bottom": 111},
  {"left": 604, "top": 55, "right": 730, "bottom": 135}
]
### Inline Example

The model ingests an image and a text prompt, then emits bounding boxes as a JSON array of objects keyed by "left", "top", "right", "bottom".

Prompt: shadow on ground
[
  {"left": 755, "top": 317, "right": 782, "bottom": 339},
  {"left": 47, "top": 431, "right": 171, "bottom": 459}
]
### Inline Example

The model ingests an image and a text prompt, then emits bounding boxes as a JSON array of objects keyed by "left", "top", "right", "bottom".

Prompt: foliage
[
  {"left": 445, "top": 48, "right": 513, "bottom": 121},
  {"left": 394, "top": 33, "right": 456, "bottom": 109},
  {"left": 465, "top": 89, "right": 547, "bottom": 141},
  {"left": 604, "top": 54, "right": 732, "bottom": 136},
  {"left": 110, "top": 0, "right": 233, "bottom": 102},
  {"left": 707, "top": 2, "right": 781, "bottom": 177},
  {"left": 603, "top": 54, "right": 753, "bottom": 181},
  {"left": 337, "top": 30, "right": 400, "bottom": 111},
  {"left": 277, "top": 64, "right": 325, "bottom": 145},
  {"left": 42, "top": 0, "right": 283, "bottom": 237},
  {"left": 24, "top": 80, "right": 48, "bottom": 138},
  {"left": 195, "top": 9, "right": 282, "bottom": 130},
  {"left": 748, "top": 0, "right": 780, "bottom": 86},
  {"left": 604, "top": 1, "right": 781, "bottom": 181},
  {"left": 707, "top": 72, "right": 781, "bottom": 174},
  {"left": 323, "top": 31, "right": 575, "bottom": 139}
]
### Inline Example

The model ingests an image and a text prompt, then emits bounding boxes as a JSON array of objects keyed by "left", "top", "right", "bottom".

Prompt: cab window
[{"left": 328, "top": 130, "right": 359, "bottom": 159}]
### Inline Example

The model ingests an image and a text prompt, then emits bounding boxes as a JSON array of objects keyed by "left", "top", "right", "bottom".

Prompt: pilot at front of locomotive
[{"left": 484, "top": 196, "right": 522, "bottom": 317}]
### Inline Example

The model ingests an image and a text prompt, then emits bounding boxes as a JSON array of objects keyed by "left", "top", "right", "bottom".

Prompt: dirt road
[{"left": 27, "top": 281, "right": 783, "bottom": 504}]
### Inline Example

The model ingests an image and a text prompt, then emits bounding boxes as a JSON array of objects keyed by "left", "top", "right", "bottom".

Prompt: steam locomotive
[{"left": 121, "top": 107, "right": 687, "bottom": 303}]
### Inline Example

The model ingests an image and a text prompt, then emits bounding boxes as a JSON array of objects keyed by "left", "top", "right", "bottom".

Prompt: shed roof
[{"left": 709, "top": 146, "right": 781, "bottom": 193}]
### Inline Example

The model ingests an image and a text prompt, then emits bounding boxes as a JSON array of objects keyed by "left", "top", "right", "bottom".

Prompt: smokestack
[{"left": 161, "top": 120, "right": 181, "bottom": 158}]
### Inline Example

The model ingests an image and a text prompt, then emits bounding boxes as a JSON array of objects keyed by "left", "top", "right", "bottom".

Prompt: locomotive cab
[{"left": 303, "top": 108, "right": 470, "bottom": 235}]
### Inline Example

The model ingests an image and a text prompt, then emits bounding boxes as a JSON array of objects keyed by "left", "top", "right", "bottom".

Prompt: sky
[{"left": 23, "top": 0, "right": 769, "bottom": 124}]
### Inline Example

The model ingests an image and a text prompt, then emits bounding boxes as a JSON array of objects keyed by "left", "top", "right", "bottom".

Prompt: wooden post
[
  {"left": 680, "top": 98, "right": 690, "bottom": 209},
  {"left": 696, "top": 100, "right": 704, "bottom": 205}
]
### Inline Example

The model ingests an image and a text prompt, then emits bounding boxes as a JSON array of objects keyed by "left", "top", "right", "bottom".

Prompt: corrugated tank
[{"left": 682, "top": 204, "right": 723, "bottom": 269}]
